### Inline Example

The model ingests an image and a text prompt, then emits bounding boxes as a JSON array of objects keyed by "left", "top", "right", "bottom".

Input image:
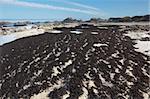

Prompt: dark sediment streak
[{"left": 0, "top": 24, "right": 149, "bottom": 99}]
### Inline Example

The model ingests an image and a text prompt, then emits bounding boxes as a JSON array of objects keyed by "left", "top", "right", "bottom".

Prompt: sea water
[{"left": 0, "top": 34, "right": 16, "bottom": 45}]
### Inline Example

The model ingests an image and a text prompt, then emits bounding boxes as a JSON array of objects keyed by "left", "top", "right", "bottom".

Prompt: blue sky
[{"left": 0, "top": 0, "right": 149, "bottom": 20}]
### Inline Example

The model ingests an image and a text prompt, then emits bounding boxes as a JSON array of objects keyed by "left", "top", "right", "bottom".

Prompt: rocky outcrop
[
  {"left": 0, "top": 24, "right": 149, "bottom": 99},
  {"left": 108, "top": 15, "right": 150, "bottom": 22},
  {"left": 86, "top": 18, "right": 105, "bottom": 23},
  {"left": 62, "top": 17, "right": 82, "bottom": 23}
]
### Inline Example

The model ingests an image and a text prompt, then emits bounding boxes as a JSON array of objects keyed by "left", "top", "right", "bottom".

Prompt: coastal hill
[
  {"left": 62, "top": 17, "right": 82, "bottom": 23},
  {"left": 62, "top": 15, "right": 150, "bottom": 23},
  {"left": 108, "top": 15, "right": 150, "bottom": 22}
]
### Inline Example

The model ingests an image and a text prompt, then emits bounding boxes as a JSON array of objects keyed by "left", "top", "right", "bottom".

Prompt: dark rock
[{"left": 0, "top": 24, "right": 149, "bottom": 99}]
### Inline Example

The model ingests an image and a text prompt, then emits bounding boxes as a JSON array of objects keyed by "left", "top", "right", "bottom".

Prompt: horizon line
[{"left": 0, "top": 14, "right": 149, "bottom": 21}]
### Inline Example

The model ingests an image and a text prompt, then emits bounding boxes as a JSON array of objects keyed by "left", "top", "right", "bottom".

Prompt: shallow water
[{"left": 0, "top": 34, "right": 16, "bottom": 45}]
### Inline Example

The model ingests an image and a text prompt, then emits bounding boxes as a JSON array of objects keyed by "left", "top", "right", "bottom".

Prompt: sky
[{"left": 0, "top": 0, "right": 149, "bottom": 20}]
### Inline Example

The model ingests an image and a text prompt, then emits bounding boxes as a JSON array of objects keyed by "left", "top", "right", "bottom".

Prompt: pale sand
[
  {"left": 134, "top": 41, "right": 150, "bottom": 56},
  {"left": 125, "top": 30, "right": 150, "bottom": 56},
  {"left": 30, "top": 80, "right": 64, "bottom": 99},
  {"left": 15, "top": 29, "right": 45, "bottom": 38},
  {"left": 124, "top": 31, "right": 150, "bottom": 40}
]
